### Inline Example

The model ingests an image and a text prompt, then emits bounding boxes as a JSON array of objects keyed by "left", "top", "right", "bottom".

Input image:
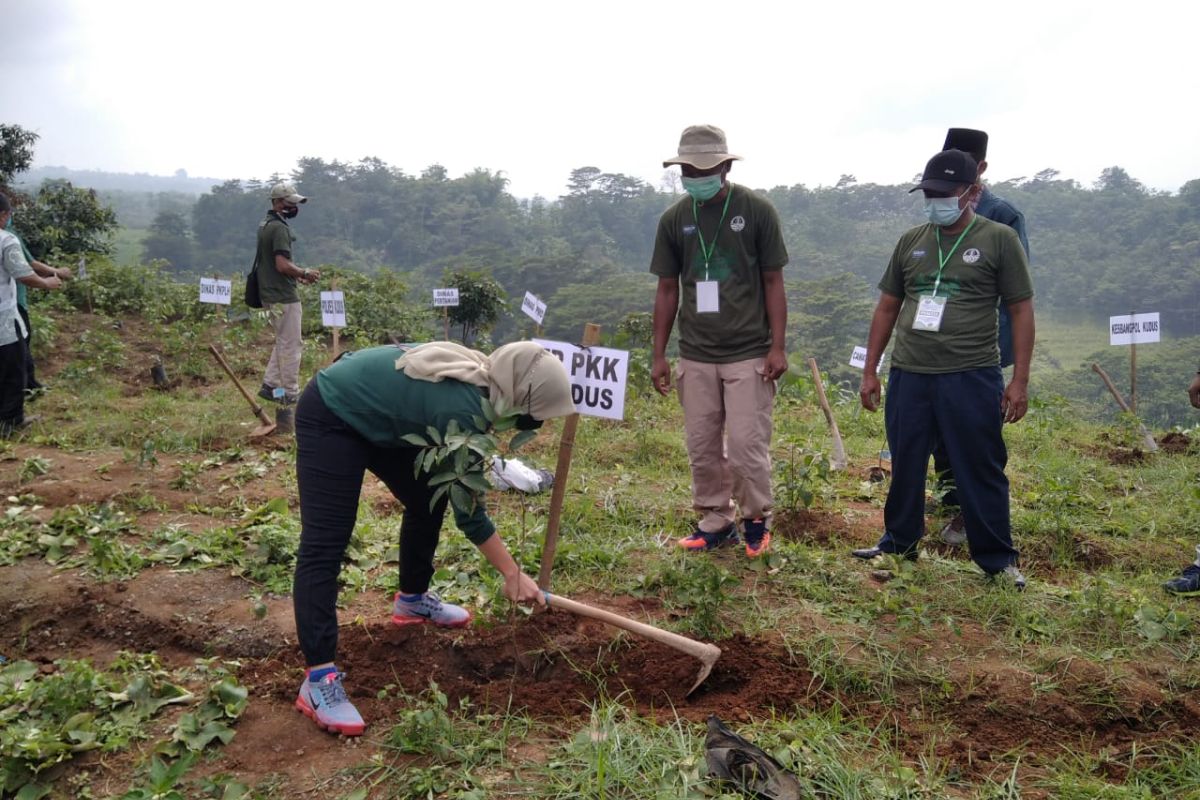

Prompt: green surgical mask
[{"left": 682, "top": 174, "right": 723, "bottom": 202}]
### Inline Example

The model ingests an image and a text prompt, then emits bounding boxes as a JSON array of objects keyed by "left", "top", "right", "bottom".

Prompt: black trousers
[
  {"left": 293, "top": 380, "right": 448, "bottom": 666},
  {"left": 0, "top": 322, "right": 27, "bottom": 431},
  {"left": 19, "top": 306, "right": 38, "bottom": 390}
]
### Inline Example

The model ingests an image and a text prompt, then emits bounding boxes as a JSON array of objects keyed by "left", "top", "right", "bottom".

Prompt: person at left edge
[
  {"left": 291, "top": 341, "right": 575, "bottom": 736},
  {"left": 0, "top": 191, "right": 63, "bottom": 438},
  {"left": 6, "top": 210, "right": 71, "bottom": 396},
  {"left": 650, "top": 124, "right": 789, "bottom": 559},
  {"left": 257, "top": 182, "right": 320, "bottom": 406}
]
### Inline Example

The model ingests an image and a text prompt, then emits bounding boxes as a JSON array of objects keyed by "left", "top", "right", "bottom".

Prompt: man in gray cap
[
  {"left": 853, "top": 149, "right": 1034, "bottom": 589},
  {"left": 933, "top": 128, "right": 1030, "bottom": 545},
  {"left": 256, "top": 182, "right": 320, "bottom": 405},
  {"left": 650, "top": 124, "right": 789, "bottom": 558}
]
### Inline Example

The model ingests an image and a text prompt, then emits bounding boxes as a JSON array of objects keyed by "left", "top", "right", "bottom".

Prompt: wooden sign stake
[
  {"left": 330, "top": 278, "right": 341, "bottom": 361},
  {"left": 537, "top": 322, "right": 600, "bottom": 590}
]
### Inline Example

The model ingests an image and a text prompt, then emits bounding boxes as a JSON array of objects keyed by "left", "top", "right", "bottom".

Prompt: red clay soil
[{"left": 3, "top": 556, "right": 1197, "bottom": 796}]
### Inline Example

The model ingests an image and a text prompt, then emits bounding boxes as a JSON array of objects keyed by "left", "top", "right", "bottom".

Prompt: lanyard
[
  {"left": 931, "top": 214, "right": 978, "bottom": 297},
  {"left": 692, "top": 186, "right": 733, "bottom": 280}
]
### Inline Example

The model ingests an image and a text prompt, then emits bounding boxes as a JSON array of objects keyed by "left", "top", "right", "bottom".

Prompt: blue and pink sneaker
[
  {"left": 390, "top": 591, "right": 473, "bottom": 628},
  {"left": 295, "top": 668, "right": 365, "bottom": 736}
]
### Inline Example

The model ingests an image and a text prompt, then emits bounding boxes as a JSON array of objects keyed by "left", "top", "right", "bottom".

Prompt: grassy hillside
[{"left": 2, "top": 294, "right": 1198, "bottom": 799}]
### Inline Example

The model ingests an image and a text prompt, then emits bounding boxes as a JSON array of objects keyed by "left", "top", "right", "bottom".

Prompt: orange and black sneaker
[
  {"left": 743, "top": 518, "right": 771, "bottom": 557},
  {"left": 676, "top": 524, "right": 738, "bottom": 551}
]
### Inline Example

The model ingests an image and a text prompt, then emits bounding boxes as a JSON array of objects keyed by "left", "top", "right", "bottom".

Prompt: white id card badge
[
  {"left": 696, "top": 280, "right": 720, "bottom": 313},
  {"left": 912, "top": 294, "right": 947, "bottom": 332}
]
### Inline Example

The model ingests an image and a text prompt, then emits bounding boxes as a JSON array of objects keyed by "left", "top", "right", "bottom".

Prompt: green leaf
[
  {"left": 400, "top": 433, "right": 429, "bottom": 447},
  {"left": 460, "top": 472, "right": 492, "bottom": 495},
  {"left": 507, "top": 429, "right": 538, "bottom": 452},
  {"left": 427, "top": 471, "right": 459, "bottom": 486},
  {"left": 213, "top": 679, "right": 248, "bottom": 718},
  {"left": 450, "top": 484, "right": 475, "bottom": 515},
  {"left": 425, "top": 425, "right": 444, "bottom": 445}
]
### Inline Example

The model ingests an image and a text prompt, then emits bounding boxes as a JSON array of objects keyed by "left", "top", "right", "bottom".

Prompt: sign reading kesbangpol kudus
[
  {"left": 199, "top": 277, "right": 233, "bottom": 305},
  {"left": 1109, "top": 312, "right": 1160, "bottom": 345},
  {"left": 533, "top": 339, "right": 629, "bottom": 421}
]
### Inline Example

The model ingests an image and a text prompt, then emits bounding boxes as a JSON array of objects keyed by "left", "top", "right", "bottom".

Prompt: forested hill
[{"left": 126, "top": 158, "right": 1200, "bottom": 338}]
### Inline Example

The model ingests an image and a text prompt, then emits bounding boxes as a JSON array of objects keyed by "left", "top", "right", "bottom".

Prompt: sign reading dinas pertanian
[
  {"left": 1109, "top": 312, "right": 1160, "bottom": 346},
  {"left": 199, "top": 278, "right": 232, "bottom": 305},
  {"left": 521, "top": 291, "right": 547, "bottom": 324},
  {"left": 433, "top": 288, "right": 460, "bottom": 307},
  {"left": 320, "top": 291, "right": 347, "bottom": 327},
  {"left": 533, "top": 338, "right": 628, "bottom": 421},
  {"left": 849, "top": 345, "right": 885, "bottom": 373}
]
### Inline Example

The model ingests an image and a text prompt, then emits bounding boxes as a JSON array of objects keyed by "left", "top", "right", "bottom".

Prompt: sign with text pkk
[
  {"left": 199, "top": 278, "right": 232, "bottom": 305},
  {"left": 533, "top": 338, "right": 628, "bottom": 421},
  {"left": 320, "top": 291, "right": 347, "bottom": 327},
  {"left": 521, "top": 291, "right": 547, "bottom": 324},
  {"left": 1109, "top": 312, "right": 1160, "bottom": 346},
  {"left": 433, "top": 288, "right": 460, "bottom": 307}
]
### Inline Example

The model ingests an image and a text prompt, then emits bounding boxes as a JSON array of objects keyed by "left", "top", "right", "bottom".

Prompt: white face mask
[{"left": 923, "top": 190, "right": 969, "bottom": 226}]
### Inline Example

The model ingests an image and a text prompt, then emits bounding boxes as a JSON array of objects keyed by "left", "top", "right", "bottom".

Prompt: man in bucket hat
[
  {"left": 650, "top": 125, "right": 789, "bottom": 558},
  {"left": 853, "top": 149, "right": 1034, "bottom": 589},
  {"left": 256, "top": 182, "right": 320, "bottom": 406}
]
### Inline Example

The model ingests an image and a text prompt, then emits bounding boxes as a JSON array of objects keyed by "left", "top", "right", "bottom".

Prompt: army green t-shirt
[
  {"left": 255, "top": 211, "right": 298, "bottom": 305},
  {"left": 649, "top": 184, "right": 788, "bottom": 363},
  {"left": 879, "top": 215, "right": 1033, "bottom": 373},
  {"left": 315, "top": 345, "right": 495, "bottom": 544}
]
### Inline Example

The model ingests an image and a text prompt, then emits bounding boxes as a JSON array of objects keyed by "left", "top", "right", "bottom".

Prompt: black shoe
[
  {"left": 0, "top": 416, "right": 39, "bottom": 438},
  {"left": 257, "top": 383, "right": 275, "bottom": 403},
  {"left": 851, "top": 545, "right": 917, "bottom": 561},
  {"left": 1164, "top": 564, "right": 1200, "bottom": 596}
]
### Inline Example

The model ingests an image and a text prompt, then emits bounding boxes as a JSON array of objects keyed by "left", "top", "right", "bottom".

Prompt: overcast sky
[{"left": 5, "top": 0, "right": 1198, "bottom": 199}]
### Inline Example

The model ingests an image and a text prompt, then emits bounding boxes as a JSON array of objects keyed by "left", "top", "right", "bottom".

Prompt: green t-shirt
[
  {"left": 315, "top": 345, "right": 496, "bottom": 544},
  {"left": 879, "top": 215, "right": 1033, "bottom": 374},
  {"left": 255, "top": 211, "right": 298, "bottom": 305},
  {"left": 649, "top": 184, "right": 788, "bottom": 363}
]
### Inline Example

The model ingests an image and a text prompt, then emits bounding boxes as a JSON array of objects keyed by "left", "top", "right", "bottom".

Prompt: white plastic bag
[{"left": 488, "top": 456, "right": 554, "bottom": 493}]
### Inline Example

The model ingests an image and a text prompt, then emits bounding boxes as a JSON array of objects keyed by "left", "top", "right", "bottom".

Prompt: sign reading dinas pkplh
[
  {"left": 533, "top": 338, "right": 629, "bottom": 421},
  {"left": 849, "top": 345, "right": 885, "bottom": 373},
  {"left": 320, "top": 291, "right": 347, "bottom": 328},
  {"left": 433, "top": 288, "right": 460, "bottom": 307},
  {"left": 521, "top": 291, "right": 547, "bottom": 324},
  {"left": 1109, "top": 312, "right": 1160, "bottom": 346},
  {"left": 199, "top": 278, "right": 232, "bottom": 305}
]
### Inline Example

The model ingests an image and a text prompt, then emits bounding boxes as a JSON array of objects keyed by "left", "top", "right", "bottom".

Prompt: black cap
[
  {"left": 909, "top": 149, "right": 979, "bottom": 194},
  {"left": 943, "top": 128, "right": 988, "bottom": 162}
]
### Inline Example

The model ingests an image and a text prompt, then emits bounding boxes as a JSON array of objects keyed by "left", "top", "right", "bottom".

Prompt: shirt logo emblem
[
  {"left": 729, "top": 216, "right": 746, "bottom": 232},
  {"left": 911, "top": 250, "right": 926, "bottom": 258},
  {"left": 962, "top": 248, "right": 981, "bottom": 264},
  {"left": 682, "top": 224, "right": 697, "bottom": 235}
]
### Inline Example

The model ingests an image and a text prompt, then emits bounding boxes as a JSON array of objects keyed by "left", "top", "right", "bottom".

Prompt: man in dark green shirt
[
  {"left": 650, "top": 125, "right": 789, "bottom": 559},
  {"left": 854, "top": 150, "right": 1034, "bottom": 588},
  {"left": 256, "top": 182, "right": 320, "bottom": 405}
]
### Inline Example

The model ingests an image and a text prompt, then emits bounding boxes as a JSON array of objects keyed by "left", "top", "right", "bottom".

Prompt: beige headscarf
[{"left": 396, "top": 341, "right": 575, "bottom": 421}]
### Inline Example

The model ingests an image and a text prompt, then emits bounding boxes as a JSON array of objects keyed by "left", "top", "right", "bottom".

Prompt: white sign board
[
  {"left": 1109, "top": 313, "right": 1160, "bottom": 345},
  {"left": 849, "top": 346, "right": 885, "bottom": 373},
  {"left": 533, "top": 338, "right": 629, "bottom": 421},
  {"left": 320, "top": 291, "right": 347, "bottom": 327},
  {"left": 433, "top": 288, "right": 460, "bottom": 307},
  {"left": 199, "top": 278, "right": 233, "bottom": 305},
  {"left": 521, "top": 291, "right": 547, "bottom": 325}
]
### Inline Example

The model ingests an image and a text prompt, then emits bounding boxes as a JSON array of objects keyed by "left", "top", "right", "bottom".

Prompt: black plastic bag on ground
[{"left": 705, "top": 715, "right": 805, "bottom": 800}]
